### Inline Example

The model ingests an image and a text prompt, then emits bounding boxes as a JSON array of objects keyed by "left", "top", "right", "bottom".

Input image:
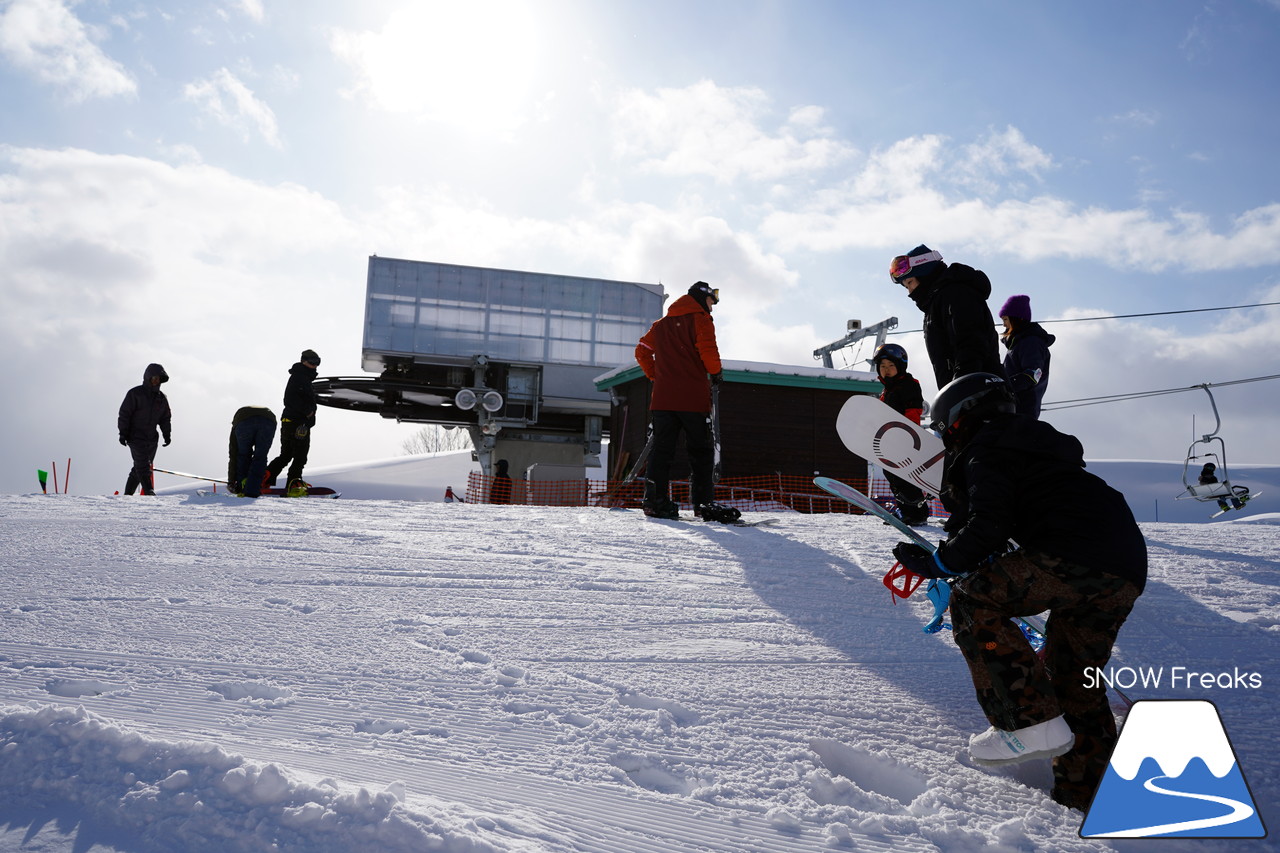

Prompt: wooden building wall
[{"left": 606, "top": 375, "right": 870, "bottom": 485}]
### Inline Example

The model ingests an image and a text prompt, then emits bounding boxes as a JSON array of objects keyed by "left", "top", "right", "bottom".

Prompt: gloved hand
[
  {"left": 119, "top": 436, "right": 128, "bottom": 446},
  {"left": 163, "top": 436, "right": 171, "bottom": 447},
  {"left": 710, "top": 372, "right": 723, "bottom": 385},
  {"left": 892, "top": 542, "right": 961, "bottom": 579}
]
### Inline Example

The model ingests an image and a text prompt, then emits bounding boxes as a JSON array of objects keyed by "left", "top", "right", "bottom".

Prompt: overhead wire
[
  {"left": 890, "top": 299, "right": 1280, "bottom": 336},
  {"left": 1042, "top": 374, "right": 1280, "bottom": 412}
]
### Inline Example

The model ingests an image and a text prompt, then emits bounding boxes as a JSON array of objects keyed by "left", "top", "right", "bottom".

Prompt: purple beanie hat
[{"left": 999, "top": 295, "right": 1032, "bottom": 321}]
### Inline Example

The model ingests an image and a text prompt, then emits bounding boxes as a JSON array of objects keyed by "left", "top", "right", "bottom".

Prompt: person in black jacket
[
  {"left": 890, "top": 245, "right": 1004, "bottom": 388},
  {"left": 892, "top": 373, "right": 1146, "bottom": 811},
  {"left": 117, "top": 363, "right": 172, "bottom": 495},
  {"left": 489, "top": 458, "right": 513, "bottom": 504},
  {"left": 228, "top": 406, "right": 277, "bottom": 497},
  {"left": 264, "top": 349, "right": 320, "bottom": 492},
  {"left": 998, "top": 294, "right": 1054, "bottom": 418},
  {"left": 871, "top": 343, "right": 930, "bottom": 525}
]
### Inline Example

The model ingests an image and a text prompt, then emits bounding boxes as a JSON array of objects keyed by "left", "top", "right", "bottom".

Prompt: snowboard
[
  {"left": 198, "top": 487, "right": 340, "bottom": 498},
  {"left": 814, "top": 476, "right": 932, "bottom": 549},
  {"left": 835, "top": 395, "right": 944, "bottom": 496}
]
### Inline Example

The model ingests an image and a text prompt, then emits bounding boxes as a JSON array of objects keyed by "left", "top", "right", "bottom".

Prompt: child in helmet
[
  {"left": 871, "top": 343, "right": 931, "bottom": 526},
  {"left": 891, "top": 372, "right": 1147, "bottom": 811}
]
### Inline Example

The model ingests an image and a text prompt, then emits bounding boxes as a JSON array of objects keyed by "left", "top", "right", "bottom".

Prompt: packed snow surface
[{"left": 1, "top": 493, "right": 1276, "bottom": 852}]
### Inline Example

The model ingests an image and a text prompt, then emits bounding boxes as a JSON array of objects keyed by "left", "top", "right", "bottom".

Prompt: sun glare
[{"left": 346, "top": 1, "right": 543, "bottom": 133}]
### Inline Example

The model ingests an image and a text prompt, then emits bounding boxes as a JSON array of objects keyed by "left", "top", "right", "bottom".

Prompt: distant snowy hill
[{"left": 155, "top": 449, "right": 1279, "bottom": 524}]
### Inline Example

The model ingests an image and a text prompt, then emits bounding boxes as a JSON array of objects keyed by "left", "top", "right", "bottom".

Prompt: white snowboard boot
[{"left": 969, "top": 715, "right": 1074, "bottom": 766}]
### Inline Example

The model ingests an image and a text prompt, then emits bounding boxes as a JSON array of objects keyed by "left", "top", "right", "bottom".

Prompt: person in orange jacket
[{"left": 634, "top": 281, "right": 740, "bottom": 523}]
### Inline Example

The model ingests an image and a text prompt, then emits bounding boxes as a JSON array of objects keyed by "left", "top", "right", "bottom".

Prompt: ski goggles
[{"left": 889, "top": 251, "right": 943, "bottom": 284}]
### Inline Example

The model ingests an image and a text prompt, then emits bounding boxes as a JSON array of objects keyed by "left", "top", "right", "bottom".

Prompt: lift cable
[
  {"left": 1041, "top": 374, "right": 1280, "bottom": 412},
  {"left": 890, "top": 299, "right": 1280, "bottom": 336}
]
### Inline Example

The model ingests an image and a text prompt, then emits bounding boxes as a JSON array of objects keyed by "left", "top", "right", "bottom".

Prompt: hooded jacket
[
  {"left": 937, "top": 414, "right": 1147, "bottom": 590},
  {"left": 878, "top": 370, "right": 924, "bottom": 424},
  {"left": 1001, "top": 321, "right": 1055, "bottom": 418},
  {"left": 909, "top": 263, "right": 1005, "bottom": 388},
  {"left": 117, "top": 363, "right": 172, "bottom": 444},
  {"left": 281, "top": 362, "right": 319, "bottom": 426},
  {"left": 635, "top": 294, "right": 722, "bottom": 412}
]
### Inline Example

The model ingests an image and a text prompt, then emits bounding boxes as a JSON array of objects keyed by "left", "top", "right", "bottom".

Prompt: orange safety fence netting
[{"left": 464, "top": 472, "right": 949, "bottom": 519}]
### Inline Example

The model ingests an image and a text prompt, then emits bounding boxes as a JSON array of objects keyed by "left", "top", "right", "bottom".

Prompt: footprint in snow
[
  {"left": 208, "top": 681, "right": 295, "bottom": 709},
  {"left": 609, "top": 752, "right": 696, "bottom": 796},
  {"left": 808, "top": 737, "right": 928, "bottom": 810},
  {"left": 44, "top": 678, "right": 125, "bottom": 698}
]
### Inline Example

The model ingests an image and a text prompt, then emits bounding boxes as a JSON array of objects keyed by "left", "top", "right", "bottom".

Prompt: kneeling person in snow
[{"left": 892, "top": 373, "right": 1146, "bottom": 811}]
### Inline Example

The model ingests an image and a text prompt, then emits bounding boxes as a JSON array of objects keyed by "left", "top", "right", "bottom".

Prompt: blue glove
[{"left": 892, "top": 542, "right": 960, "bottom": 579}]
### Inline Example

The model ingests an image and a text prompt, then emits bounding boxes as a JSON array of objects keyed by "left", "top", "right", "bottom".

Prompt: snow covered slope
[{"left": 1, "top": 494, "right": 1276, "bottom": 852}]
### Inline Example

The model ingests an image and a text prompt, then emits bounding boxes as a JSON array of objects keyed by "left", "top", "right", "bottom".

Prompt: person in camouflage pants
[
  {"left": 892, "top": 373, "right": 1147, "bottom": 811},
  {"left": 950, "top": 549, "right": 1140, "bottom": 809}
]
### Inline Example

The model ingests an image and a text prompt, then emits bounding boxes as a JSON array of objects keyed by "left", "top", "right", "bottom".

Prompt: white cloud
[
  {"left": 182, "top": 68, "right": 282, "bottom": 149},
  {"left": 234, "top": 0, "right": 265, "bottom": 23},
  {"left": 0, "top": 0, "right": 136, "bottom": 100},
  {"left": 611, "top": 80, "right": 856, "bottom": 183},
  {"left": 759, "top": 130, "right": 1280, "bottom": 272}
]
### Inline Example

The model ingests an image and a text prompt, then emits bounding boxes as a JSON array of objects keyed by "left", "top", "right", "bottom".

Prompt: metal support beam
[{"left": 813, "top": 317, "right": 899, "bottom": 369}]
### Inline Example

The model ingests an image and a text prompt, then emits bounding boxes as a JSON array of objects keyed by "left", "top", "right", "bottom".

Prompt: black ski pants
[
  {"left": 124, "top": 439, "right": 158, "bottom": 495},
  {"left": 266, "top": 418, "right": 310, "bottom": 486},
  {"left": 644, "top": 410, "right": 714, "bottom": 507},
  {"left": 234, "top": 415, "right": 277, "bottom": 497}
]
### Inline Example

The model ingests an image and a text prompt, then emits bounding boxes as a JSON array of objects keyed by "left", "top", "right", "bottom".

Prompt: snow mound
[{"left": 0, "top": 704, "right": 527, "bottom": 853}]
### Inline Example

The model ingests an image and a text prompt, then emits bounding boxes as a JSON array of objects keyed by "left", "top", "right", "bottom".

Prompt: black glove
[
  {"left": 119, "top": 436, "right": 128, "bottom": 446},
  {"left": 163, "top": 436, "right": 171, "bottom": 447},
  {"left": 710, "top": 372, "right": 723, "bottom": 385},
  {"left": 892, "top": 542, "right": 961, "bottom": 579}
]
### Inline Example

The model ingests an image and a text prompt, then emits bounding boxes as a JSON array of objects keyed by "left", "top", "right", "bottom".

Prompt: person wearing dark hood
[
  {"left": 891, "top": 373, "right": 1147, "bottom": 811},
  {"left": 117, "top": 363, "right": 172, "bottom": 495},
  {"left": 264, "top": 349, "right": 320, "bottom": 495},
  {"left": 998, "top": 295, "right": 1054, "bottom": 418},
  {"left": 870, "top": 343, "right": 931, "bottom": 526},
  {"left": 489, "top": 459, "right": 513, "bottom": 504},
  {"left": 634, "top": 281, "right": 741, "bottom": 523},
  {"left": 227, "top": 406, "right": 277, "bottom": 497},
  {"left": 890, "top": 245, "right": 1004, "bottom": 388}
]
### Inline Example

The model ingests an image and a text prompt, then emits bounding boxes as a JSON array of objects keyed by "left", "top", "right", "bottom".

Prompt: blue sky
[{"left": 2, "top": 0, "right": 1279, "bottom": 496}]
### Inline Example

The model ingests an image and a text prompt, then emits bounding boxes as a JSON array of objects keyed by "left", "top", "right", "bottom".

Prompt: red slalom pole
[
  {"left": 65, "top": 458, "right": 71, "bottom": 495},
  {"left": 52, "top": 461, "right": 59, "bottom": 495}
]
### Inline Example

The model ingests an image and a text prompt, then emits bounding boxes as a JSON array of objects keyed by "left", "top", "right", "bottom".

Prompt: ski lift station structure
[
  {"left": 312, "top": 256, "right": 666, "bottom": 481},
  {"left": 314, "top": 256, "right": 884, "bottom": 489}
]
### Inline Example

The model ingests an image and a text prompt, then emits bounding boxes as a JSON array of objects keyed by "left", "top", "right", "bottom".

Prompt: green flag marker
[{"left": 37, "top": 469, "right": 48, "bottom": 494}]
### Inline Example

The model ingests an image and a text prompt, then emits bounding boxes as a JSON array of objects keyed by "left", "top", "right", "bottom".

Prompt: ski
[{"left": 1210, "top": 490, "right": 1262, "bottom": 518}]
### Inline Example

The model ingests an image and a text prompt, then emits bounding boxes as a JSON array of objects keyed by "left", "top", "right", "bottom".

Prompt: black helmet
[
  {"left": 930, "top": 373, "right": 1015, "bottom": 433},
  {"left": 871, "top": 343, "right": 909, "bottom": 371},
  {"left": 688, "top": 281, "right": 719, "bottom": 310}
]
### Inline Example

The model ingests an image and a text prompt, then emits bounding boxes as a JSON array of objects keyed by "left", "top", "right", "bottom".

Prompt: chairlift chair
[{"left": 1177, "top": 385, "right": 1252, "bottom": 511}]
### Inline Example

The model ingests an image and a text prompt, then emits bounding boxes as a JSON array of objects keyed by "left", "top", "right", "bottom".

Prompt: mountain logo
[{"left": 1080, "top": 699, "right": 1266, "bottom": 838}]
